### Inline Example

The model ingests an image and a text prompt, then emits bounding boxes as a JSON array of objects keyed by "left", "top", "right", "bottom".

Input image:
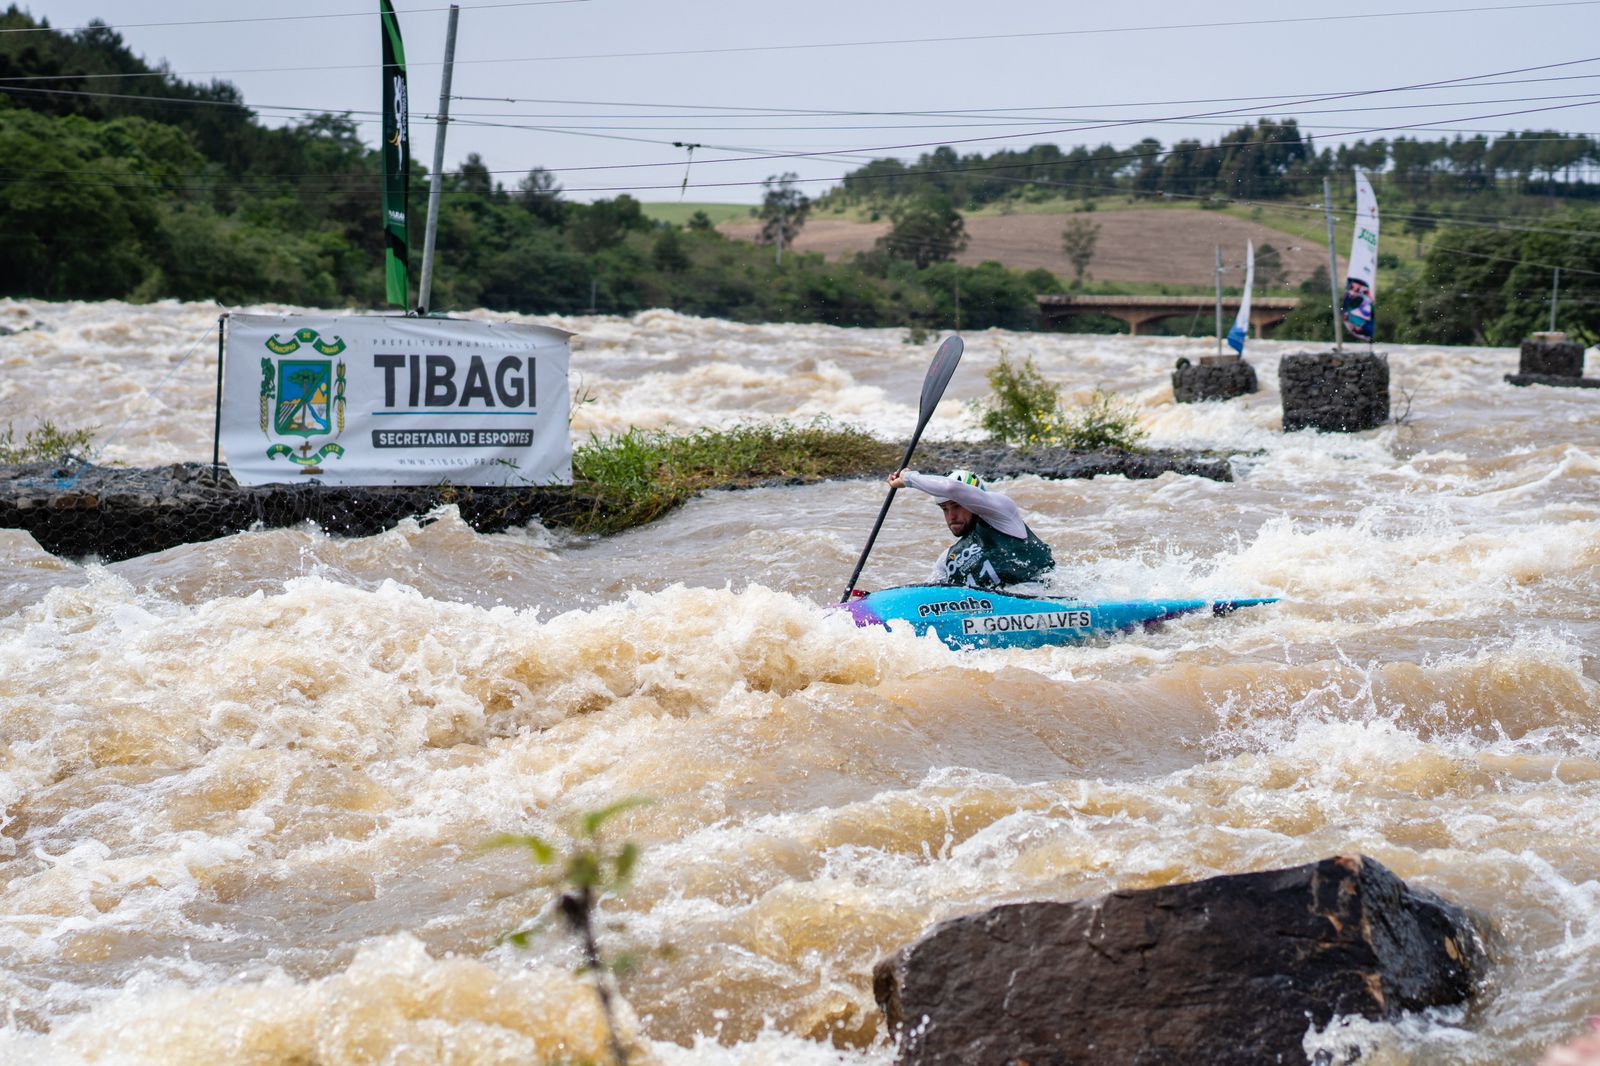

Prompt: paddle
[{"left": 839, "top": 334, "right": 964, "bottom": 603}]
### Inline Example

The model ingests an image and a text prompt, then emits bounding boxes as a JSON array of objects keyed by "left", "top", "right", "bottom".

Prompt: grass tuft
[{"left": 571, "top": 419, "right": 895, "bottom": 535}]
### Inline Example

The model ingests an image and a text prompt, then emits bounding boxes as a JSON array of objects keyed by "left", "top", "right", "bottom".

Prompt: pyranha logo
[
  {"left": 916, "top": 595, "right": 994, "bottom": 618},
  {"left": 259, "top": 327, "right": 348, "bottom": 474}
]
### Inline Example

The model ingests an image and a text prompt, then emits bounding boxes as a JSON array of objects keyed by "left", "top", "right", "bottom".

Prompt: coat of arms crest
[{"left": 259, "top": 327, "right": 348, "bottom": 474}]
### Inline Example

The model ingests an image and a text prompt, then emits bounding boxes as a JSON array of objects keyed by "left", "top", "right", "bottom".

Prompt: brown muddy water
[{"left": 1, "top": 299, "right": 1598, "bottom": 1065}]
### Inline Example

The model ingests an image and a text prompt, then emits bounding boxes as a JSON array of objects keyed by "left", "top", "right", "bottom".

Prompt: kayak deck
[{"left": 840, "top": 584, "right": 1278, "bottom": 650}]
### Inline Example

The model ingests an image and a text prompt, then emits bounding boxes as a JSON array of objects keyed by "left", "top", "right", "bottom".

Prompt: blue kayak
[{"left": 840, "top": 584, "right": 1278, "bottom": 650}]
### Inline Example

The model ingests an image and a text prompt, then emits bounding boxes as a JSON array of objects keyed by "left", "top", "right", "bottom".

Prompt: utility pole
[
  {"left": 1322, "top": 176, "right": 1345, "bottom": 353},
  {"left": 775, "top": 201, "right": 785, "bottom": 266},
  {"left": 1214, "top": 244, "right": 1223, "bottom": 357},
  {"left": 416, "top": 4, "right": 460, "bottom": 316},
  {"left": 1550, "top": 266, "right": 1561, "bottom": 332},
  {"left": 587, "top": 277, "right": 598, "bottom": 315}
]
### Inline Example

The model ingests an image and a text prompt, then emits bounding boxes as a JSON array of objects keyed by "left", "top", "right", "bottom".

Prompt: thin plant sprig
[{"left": 486, "top": 798, "right": 651, "bottom": 1066}]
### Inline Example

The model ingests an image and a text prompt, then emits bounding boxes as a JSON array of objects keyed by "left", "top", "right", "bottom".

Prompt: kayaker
[{"left": 887, "top": 467, "right": 1055, "bottom": 590}]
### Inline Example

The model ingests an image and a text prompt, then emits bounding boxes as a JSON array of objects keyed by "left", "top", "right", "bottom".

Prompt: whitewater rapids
[{"left": 1, "top": 299, "right": 1598, "bottom": 1064}]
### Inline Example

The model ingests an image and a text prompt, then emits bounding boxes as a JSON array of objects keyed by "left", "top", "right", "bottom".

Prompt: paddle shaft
[
  {"left": 839, "top": 335, "right": 963, "bottom": 603},
  {"left": 839, "top": 438, "right": 921, "bottom": 603}
]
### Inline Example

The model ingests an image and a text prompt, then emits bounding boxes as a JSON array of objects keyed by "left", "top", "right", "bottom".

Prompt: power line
[
  {"left": 4, "top": 54, "right": 1600, "bottom": 234},
  {"left": 7, "top": 45, "right": 1600, "bottom": 164},
  {"left": 1422, "top": 244, "right": 1600, "bottom": 276},
  {"left": 436, "top": 57, "right": 1600, "bottom": 175},
  {"left": 2, "top": 3, "right": 1595, "bottom": 81},
  {"left": 428, "top": 94, "right": 1600, "bottom": 174},
  {"left": 385, "top": 92, "right": 1600, "bottom": 131},
  {"left": 0, "top": 1, "right": 591, "bottom": 35},
  {"left": 451, "top": 73, "right": 1600, "bottom": 118},
  {"left": 12, "top": 79, "right": 1600, "bottom": 142},
  {"left": 5, "top": 98, "right": 1598, "bottom": 231}
]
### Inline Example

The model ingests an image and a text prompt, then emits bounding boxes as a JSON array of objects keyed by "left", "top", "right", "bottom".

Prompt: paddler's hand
[{"left": 887, "top": 468, "right": 908, "bottom": 490}]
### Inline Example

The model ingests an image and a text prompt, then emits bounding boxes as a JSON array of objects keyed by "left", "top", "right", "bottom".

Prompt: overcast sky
[{"left": 11, "top": 0, "right": 1600, "bottom": 202}]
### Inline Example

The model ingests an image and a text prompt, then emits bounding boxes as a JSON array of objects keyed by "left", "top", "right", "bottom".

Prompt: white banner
[
  {"left": 1342, "top": 169, "right": 1379, "bottom": 341},
  {"left": 222, "top": 313, "right": 572, "bottom": 487}
]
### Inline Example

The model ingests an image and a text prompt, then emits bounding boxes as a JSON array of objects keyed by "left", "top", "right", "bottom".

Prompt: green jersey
[{"left": 940, "top": 518, "right": 1056, "bottom": 590}]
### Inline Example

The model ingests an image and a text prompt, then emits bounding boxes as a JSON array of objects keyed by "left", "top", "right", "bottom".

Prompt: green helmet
[{"left": 933, "top": 468, "right": 986, "bottom": 503}]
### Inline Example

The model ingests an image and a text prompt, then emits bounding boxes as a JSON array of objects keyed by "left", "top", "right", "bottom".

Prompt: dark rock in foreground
[
  {"left": 873, "top": 854, "right": 1486, "bottom": 1066},
  {"left": 1, "top": 445, "right": 1231, "bottom": 562}
]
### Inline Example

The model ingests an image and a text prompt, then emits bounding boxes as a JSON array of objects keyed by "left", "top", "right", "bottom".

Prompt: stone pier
[
  {"left": 1173, "top": 354, "right": 1259, "bottom": 403},
  {"left": 1505, "top": 332, "right": 1598, "bottom": 388},
  {"left": 1279, "top": 350, "right": 1390, "bottom": 432}
]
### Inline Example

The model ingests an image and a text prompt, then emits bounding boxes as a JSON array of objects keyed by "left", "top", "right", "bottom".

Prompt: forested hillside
[
  {"left": 0, "top": 8, "right": 1064, "bottom": 328},
  {"left": 2, "top": 6, "right": 1597, "bottom": 343},
  {"left": 828, "top": 119, "right": 1600, "bottom": 207}
]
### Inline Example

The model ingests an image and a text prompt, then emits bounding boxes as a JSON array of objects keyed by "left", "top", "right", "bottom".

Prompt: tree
[
  {"left": 1486, "top": 208, "right": 1600, "bottom": 344},
  {"left": 1255, "top": 243, "right": 1288, "bottom": 291},
  {"left": 517, "top": 167, "right": 565, "bottom": 226},
  {"left": 1402, "top": 204, "right": 1437, "bottom": 257},
  {"left": 651, "top": 227, "right": 689, "bottom": 273},
  {"left": 1392, "top": 224, "right": 1520, "bottom": 344},
  {"left": 758, "top": 172, "right": 809, "bottom": 262},
  {"left": 1275, "top": 265, "right": 1336, "bottom": 341},
  {"left": 921, "top": 262, "right": 1061, "bottom": 331},
  {"left": 686, "top": 209, "right": 715, "bottom": 232},
  {"left": 456, "top": 152, "right": 496, "bottom": 198},
  {"left": 876, "top": 194, "right": 968, "bottom": 269},
  {"left": 568, "top": 195, "right": 647, "bottom": 255},
  {"left": 1060, "top": 218, "right": 1100, "bottom": 283}
]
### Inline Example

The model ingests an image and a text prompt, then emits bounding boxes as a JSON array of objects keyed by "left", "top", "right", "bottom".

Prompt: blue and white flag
[{"left": 1226, "top": 239, "right": 1254, "bottom": 355}]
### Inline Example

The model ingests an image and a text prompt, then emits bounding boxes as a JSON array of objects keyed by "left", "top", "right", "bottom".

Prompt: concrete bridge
[{"left": 1037, "top": 294, "right": 1298, "bottom": 337}]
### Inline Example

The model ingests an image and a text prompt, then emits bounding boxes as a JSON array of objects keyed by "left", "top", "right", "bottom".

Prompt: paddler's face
[{"left": 940, "top": 500, "right": 976, "bottom": 537}]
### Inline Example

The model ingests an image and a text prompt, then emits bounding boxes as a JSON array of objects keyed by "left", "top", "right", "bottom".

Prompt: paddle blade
[{"left": 918, "top": 335, "right": 963, "bottom": 427}]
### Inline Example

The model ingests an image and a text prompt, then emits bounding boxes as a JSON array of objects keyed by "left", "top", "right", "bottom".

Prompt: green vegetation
[
  {"left": 1272, "top": 206, "right": 1600, "bottom": 345},
  {"left": 637, "top": 202, "right": 749, "bottom": 227},
  {"left": 757, "top": 173, "right": 810, "bottom": 256},
  {"left": 487, "top": 798, "right": 651, "bottom": 1066},
  {"left": 1054, "top": 391, "right": 1150, "bottom": 452},
  {"left": 1060, "top": 218, "right": 1100, "bottom": 284},
  {"left": 571, "top": 420, "right": 896, "bottom": 535},
  {"left": 0, "top": 12, "right": 1059, "bottom": 330},
  {"left": 4, "top": 11, "right": 1596, "bottom": 343},
  {"left": 875, "top": 194, "right": 968, "bottom": 268},
  {"left": 827, "top": 119, "right": 1597, "bottom": 215},
  {"left": 0, "top": 420, "right": 97, "bottom": 464},
  {"left": 975, "top": 354, "right": 1059, "bottom": 444},
  {"left": 974, "top": 355, "right": 1147, "bottom": 451}
]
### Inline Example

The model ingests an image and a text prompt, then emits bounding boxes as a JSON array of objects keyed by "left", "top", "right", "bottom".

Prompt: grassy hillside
[{"left": 639, "top": 202, "right": 752, "bottom": 227}]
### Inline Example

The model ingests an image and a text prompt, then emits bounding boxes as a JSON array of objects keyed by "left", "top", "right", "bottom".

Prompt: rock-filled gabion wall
[
  {"left": 1172, "top": 358, "right": 1259, "bottom": 404},
  {"left": 0, "top": 462, "right": 586, "bottom": 562},
  {"left": 1279, "top": 351, "right": 1390, "bottom": 433},
  {"left": 2, "top": 447, "right": 1235, "bottom": 562},
  {"left": 1505, "top": 337, "right": 1596, "bottom": 388}
]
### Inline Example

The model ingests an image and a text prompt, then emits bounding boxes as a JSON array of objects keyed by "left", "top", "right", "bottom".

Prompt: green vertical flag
[{"left": 380, "top": 0, "right": 410, "bottom": 310}]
